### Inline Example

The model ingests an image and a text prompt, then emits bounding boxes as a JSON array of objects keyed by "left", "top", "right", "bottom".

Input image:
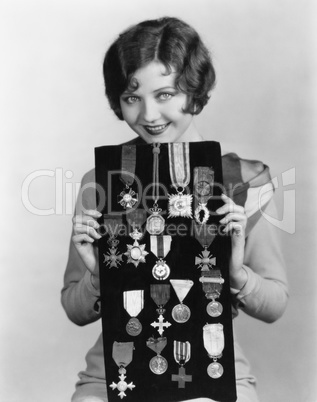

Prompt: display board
[{"left": 95, "top": 141, "right": 237, "bottom": 402}]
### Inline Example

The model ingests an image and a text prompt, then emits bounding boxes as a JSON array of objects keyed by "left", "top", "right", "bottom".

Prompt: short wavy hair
[{"left": 103, "top": 17, "right": 216, "bottom": 120}]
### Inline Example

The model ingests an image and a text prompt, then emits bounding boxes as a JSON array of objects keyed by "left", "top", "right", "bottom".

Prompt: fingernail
[{"left": 216, "top": 207, "right": 225, "bottom": 214}]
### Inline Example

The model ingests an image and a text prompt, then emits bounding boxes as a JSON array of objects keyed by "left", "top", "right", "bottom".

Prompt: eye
[
  {"left": 123, "top": 96, "right": 140, "bottom": 105},
  {"left": 157, "top": 92, "right": 174, "bottom": 101}
]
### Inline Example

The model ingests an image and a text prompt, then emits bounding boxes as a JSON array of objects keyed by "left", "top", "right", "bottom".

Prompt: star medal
[
  {"left": 203, "top": 323, "right": 225, "bottom": 379},
  {"left": 103, "top": 216, "right": 123, "bottom": 268},
  {"left": 199, "top": 270, "right": 224, "bottom": 317},
  {"left": 193, "top": 167, "right": 214, "bottom": 224},
  {"left": 147, "top": 336, "right": 168, "bottom": 375},
  {"left": 171, "top": 341, "right": 192, "bottom": 388},
  {"left": 150, "top": 235, "right": 172, "bottom": 280},
  {"left": 146, "top": 143, "right": 166, "bottom": 235},
  {"left": 125, "top": 209, "right": 148, "bottom": 267},
  {"left": 150, "top": 284, "right": 172, "bottom": 336},
  {"left": 123, "top": 290, "right": 144, "bottom": 336},
  {"left": 118, "top": 145, "right": 138, "bottom": 209},
  {"left": 170, "top": 279, "right": 193, "bottom": 324},
  {"left": 110, "top": 342, "right": 135, "bottom": 399},
  {"left": 168, "top": 142, "right": 192, "bottom": 218}
]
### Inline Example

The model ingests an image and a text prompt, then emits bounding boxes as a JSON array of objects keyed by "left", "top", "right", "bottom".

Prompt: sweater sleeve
[
  {"left": 231, "top": 198, "right": 289, "bottom": 323},
  {"left": 61, "top": 168, "right": 101, "bottom": 326}
]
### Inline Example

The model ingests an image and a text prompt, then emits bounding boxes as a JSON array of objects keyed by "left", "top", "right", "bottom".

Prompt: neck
[{"left": 178, "top": 121, "right": 204, "bottom": 142}]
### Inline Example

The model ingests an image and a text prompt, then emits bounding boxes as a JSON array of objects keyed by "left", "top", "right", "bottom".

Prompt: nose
[{"left": 141, "top": 99, "right": 161, "bottom": 123}]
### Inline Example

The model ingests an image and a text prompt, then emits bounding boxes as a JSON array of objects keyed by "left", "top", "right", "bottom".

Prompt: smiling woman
[{"left": 61, "top": 16, "right": 288, "bottom": 402}]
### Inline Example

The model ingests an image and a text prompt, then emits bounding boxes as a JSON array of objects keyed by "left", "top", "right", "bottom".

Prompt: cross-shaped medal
[
  {"left": 195, "top": 249, "right": 216, "bottom": 271},
  {"left": 172, "top": 366, "right": 192, "bottom": 388},
  {"left": 151, "top": 314, "right": 172, "bottom": 336}
]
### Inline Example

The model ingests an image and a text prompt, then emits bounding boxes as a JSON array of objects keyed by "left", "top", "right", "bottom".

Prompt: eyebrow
[{"left": 121, "top": 86, "right": 177, "bottom": 96}]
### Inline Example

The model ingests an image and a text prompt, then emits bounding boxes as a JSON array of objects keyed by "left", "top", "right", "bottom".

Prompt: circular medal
[
  {"left": 126, "top": 317, "right": 142, "bottom": 336},
  {"left": 206, "top": 301, "right": 223, "bottom": 317},
  {"left": 152, "top": 261, "right": 170, "bottom": 280},
  {"left": 171, "top": 303, "right": 191, "bottom": 323},
  {"left": 149, "top": 355, "right": 168, "bottom": 375},
  {"left": 207, "top": 362, "right": 224, "bottom": 379},
  {"left": 130, "top": 246, "right": 142, "bottom": 261},
  {"left": 146, "top": 214, "right": 165, "bottom": 235},
  {"left": 196, "top": 181, "right": 212, "bottom": 196}
]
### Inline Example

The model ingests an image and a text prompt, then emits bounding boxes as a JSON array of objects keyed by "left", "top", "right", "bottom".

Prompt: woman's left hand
[{"left": 216, "top": 193, "right": 248, "bottom": 290}]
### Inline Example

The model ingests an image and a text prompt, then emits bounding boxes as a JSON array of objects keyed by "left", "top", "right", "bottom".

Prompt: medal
[
  {"left": 118, "top": 145, "right": 138, "bottom": 209},
  {"left": 203, "top": 323, "right": 225, "bottom": 379},
  {"left": 125, "top": 209, "right": 148, "bottom": 267},
  {"left": 146, "top": 337, "right": 168, "bottom": 375},
  {"left": 110, "top": 341, "right": 136, "bottom": 398},
  {"left": 171, "top": 341, "right": 192, "bottom": 388},
  {"left": 195, "top": 248, "right": 216, "bottom": 271},
  {"left": 123, "top": 290, "right": 144, "bottom": 336},
  {"left": 146, "top": 143, "right": 166, "bottom": 235},
  {"left": 199, "top": 269, "right": 224, "bottom": 317},
  {"left": 193, "top": 167, "right": 214, "bottom": 224},
  {"left": 170, "top": 279, "right": 193, "bottom": 323},
  {"left": 168, "top": 142, "right": 192, "bottom": 218},
  {"left": 150, "top": 284, "right": 172, "bottom": 336},
  {"left": 103, "top": 216, "right": 123, "bottom": 268},
  {"left": 193, "top": 222, "right": 217, "bottom": 271},
  {"left": 150, "top": 235, "right": 172, "bottom": 280}
]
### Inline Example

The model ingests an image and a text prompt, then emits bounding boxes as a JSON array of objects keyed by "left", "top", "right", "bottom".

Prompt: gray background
[{"left": 1, "top": 0, "right": 316, "bottom": 401}]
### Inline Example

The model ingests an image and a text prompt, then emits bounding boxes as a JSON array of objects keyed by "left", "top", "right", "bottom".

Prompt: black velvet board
[{"left": 95, "top": 141, "right": 237, "bottom": 402}]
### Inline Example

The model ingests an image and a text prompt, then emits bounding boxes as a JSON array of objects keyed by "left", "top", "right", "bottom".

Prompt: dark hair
[{"left": 103, "top": 17, "right": 216, "bottom": 120}]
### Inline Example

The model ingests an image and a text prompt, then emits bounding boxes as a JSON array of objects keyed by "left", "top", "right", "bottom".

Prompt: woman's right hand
[{"left": 72, "top": 209, "right": 102, "bottom": 290}]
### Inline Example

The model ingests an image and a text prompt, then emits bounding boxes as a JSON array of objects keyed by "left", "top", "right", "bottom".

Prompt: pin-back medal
[
  {"left": 193, "top": 167, "right": 214, "bottom": 225},
  {"left": 125, "top": 209, "right": 148, "bottom": 267},
  {"left": 103, "top": 216, "right": 123, "bottom": 268},
  {"left": 168, "top": 143, "right": 192, "bottom": 218},
  {"left": 146, "top": 143, "right": 166, "bottom": 235},
  {"left": 123, "top": 290, "right": 144, "bottom": 336},
  {"left": 147, "top": 336, "right": 168, "bottom": 375},
  {"left": 170, "top": 279, "right": 193, "bottom": 324},
  {"left": 150, "top": 284, "right": 172, "bottom": 336},
  {"left": 150, "top": 235, "right": 172, "bottom": 280},
  {"left": 171, "top": 341, "right": 192, "bottom": 388},
  {"left": 200, "top": 270, "right": 224, "bottom": 317},
  {"left": 118, "top": 145, "right": 138, "bottom": 209},
  {"left": 203, "top": 323, "right": 225, "bottom": 379},
  {"left": 110, "top": 342, "right": 135, "bottom": 398}
]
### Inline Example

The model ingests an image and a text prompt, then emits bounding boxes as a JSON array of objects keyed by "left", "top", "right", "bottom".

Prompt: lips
[{"left": 143, "top": 123, "right": 170, "bottom": 135}]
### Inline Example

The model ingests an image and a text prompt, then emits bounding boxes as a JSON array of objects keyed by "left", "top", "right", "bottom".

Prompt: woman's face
[{"left": 119, "top": 61, "right": 201, "bottom": 143}]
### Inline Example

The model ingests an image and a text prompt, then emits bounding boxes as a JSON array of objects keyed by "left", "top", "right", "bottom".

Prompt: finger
[
  {"left": 73, "top": 215, "right": 100, "bottom": 229},
  {"left": 219, "top": 212, "right": 247, "bottom": 225},
  {"left": 72, "top": 233, "right": 95, "bottom": 245},
  {"left": 216, "top": 203, "right": 245, "bottom": 215},
  {"left": 73, "top": 224, "right": 102, "bottom": 239},
  {"left": 222, "top": 221, "right": 245, "bottom": 236}
]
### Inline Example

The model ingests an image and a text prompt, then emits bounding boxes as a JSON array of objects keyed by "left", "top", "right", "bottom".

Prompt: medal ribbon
[
  {"left": 150, "top": 284, "right": 170, "bottom": 307},
  {"left": 146, "top": 337, "right": 167, "bottom": 355},
  {"left": 123, "top": 290, "right": 144, "bottom": 317},
  {"left": 193, "top": 167, "right": 214, "bottom": 206},
  {"left": 193, "top": 222, "right": 217, "bottom": 248},
  {"left": 170, "top": 279, "right": 193, "bottom": 303},
  {"left": 121, "top": 145, "right": 136, "bottom": 187},
  {"left": 112, "top": 341, "right": 134, "bottom": 368},
  {"left": 103, "top": 215, "right": 122, "bottom": 237},
  {"left": 168, "top": 143, "right": 190, "bottom": 190},
  {"left": 173, "top": 341, "right": 191, "bottom": 365},
  {"left": 152, "top": 143, "right": 161, "bottom": 204},
  {"left": 150, "top": 235, "right": 172, "bottom": 259},
  {"left": 126, "top": 208, "right": 147, "bottom": 230},
  {"left": 203, "top": 323, "right": 224, "bottom": 358}
]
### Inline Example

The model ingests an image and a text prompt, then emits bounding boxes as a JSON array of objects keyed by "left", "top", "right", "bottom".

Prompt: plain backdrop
[{"left": 1, "top": 1, "right": 316, "bottom": 401}]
